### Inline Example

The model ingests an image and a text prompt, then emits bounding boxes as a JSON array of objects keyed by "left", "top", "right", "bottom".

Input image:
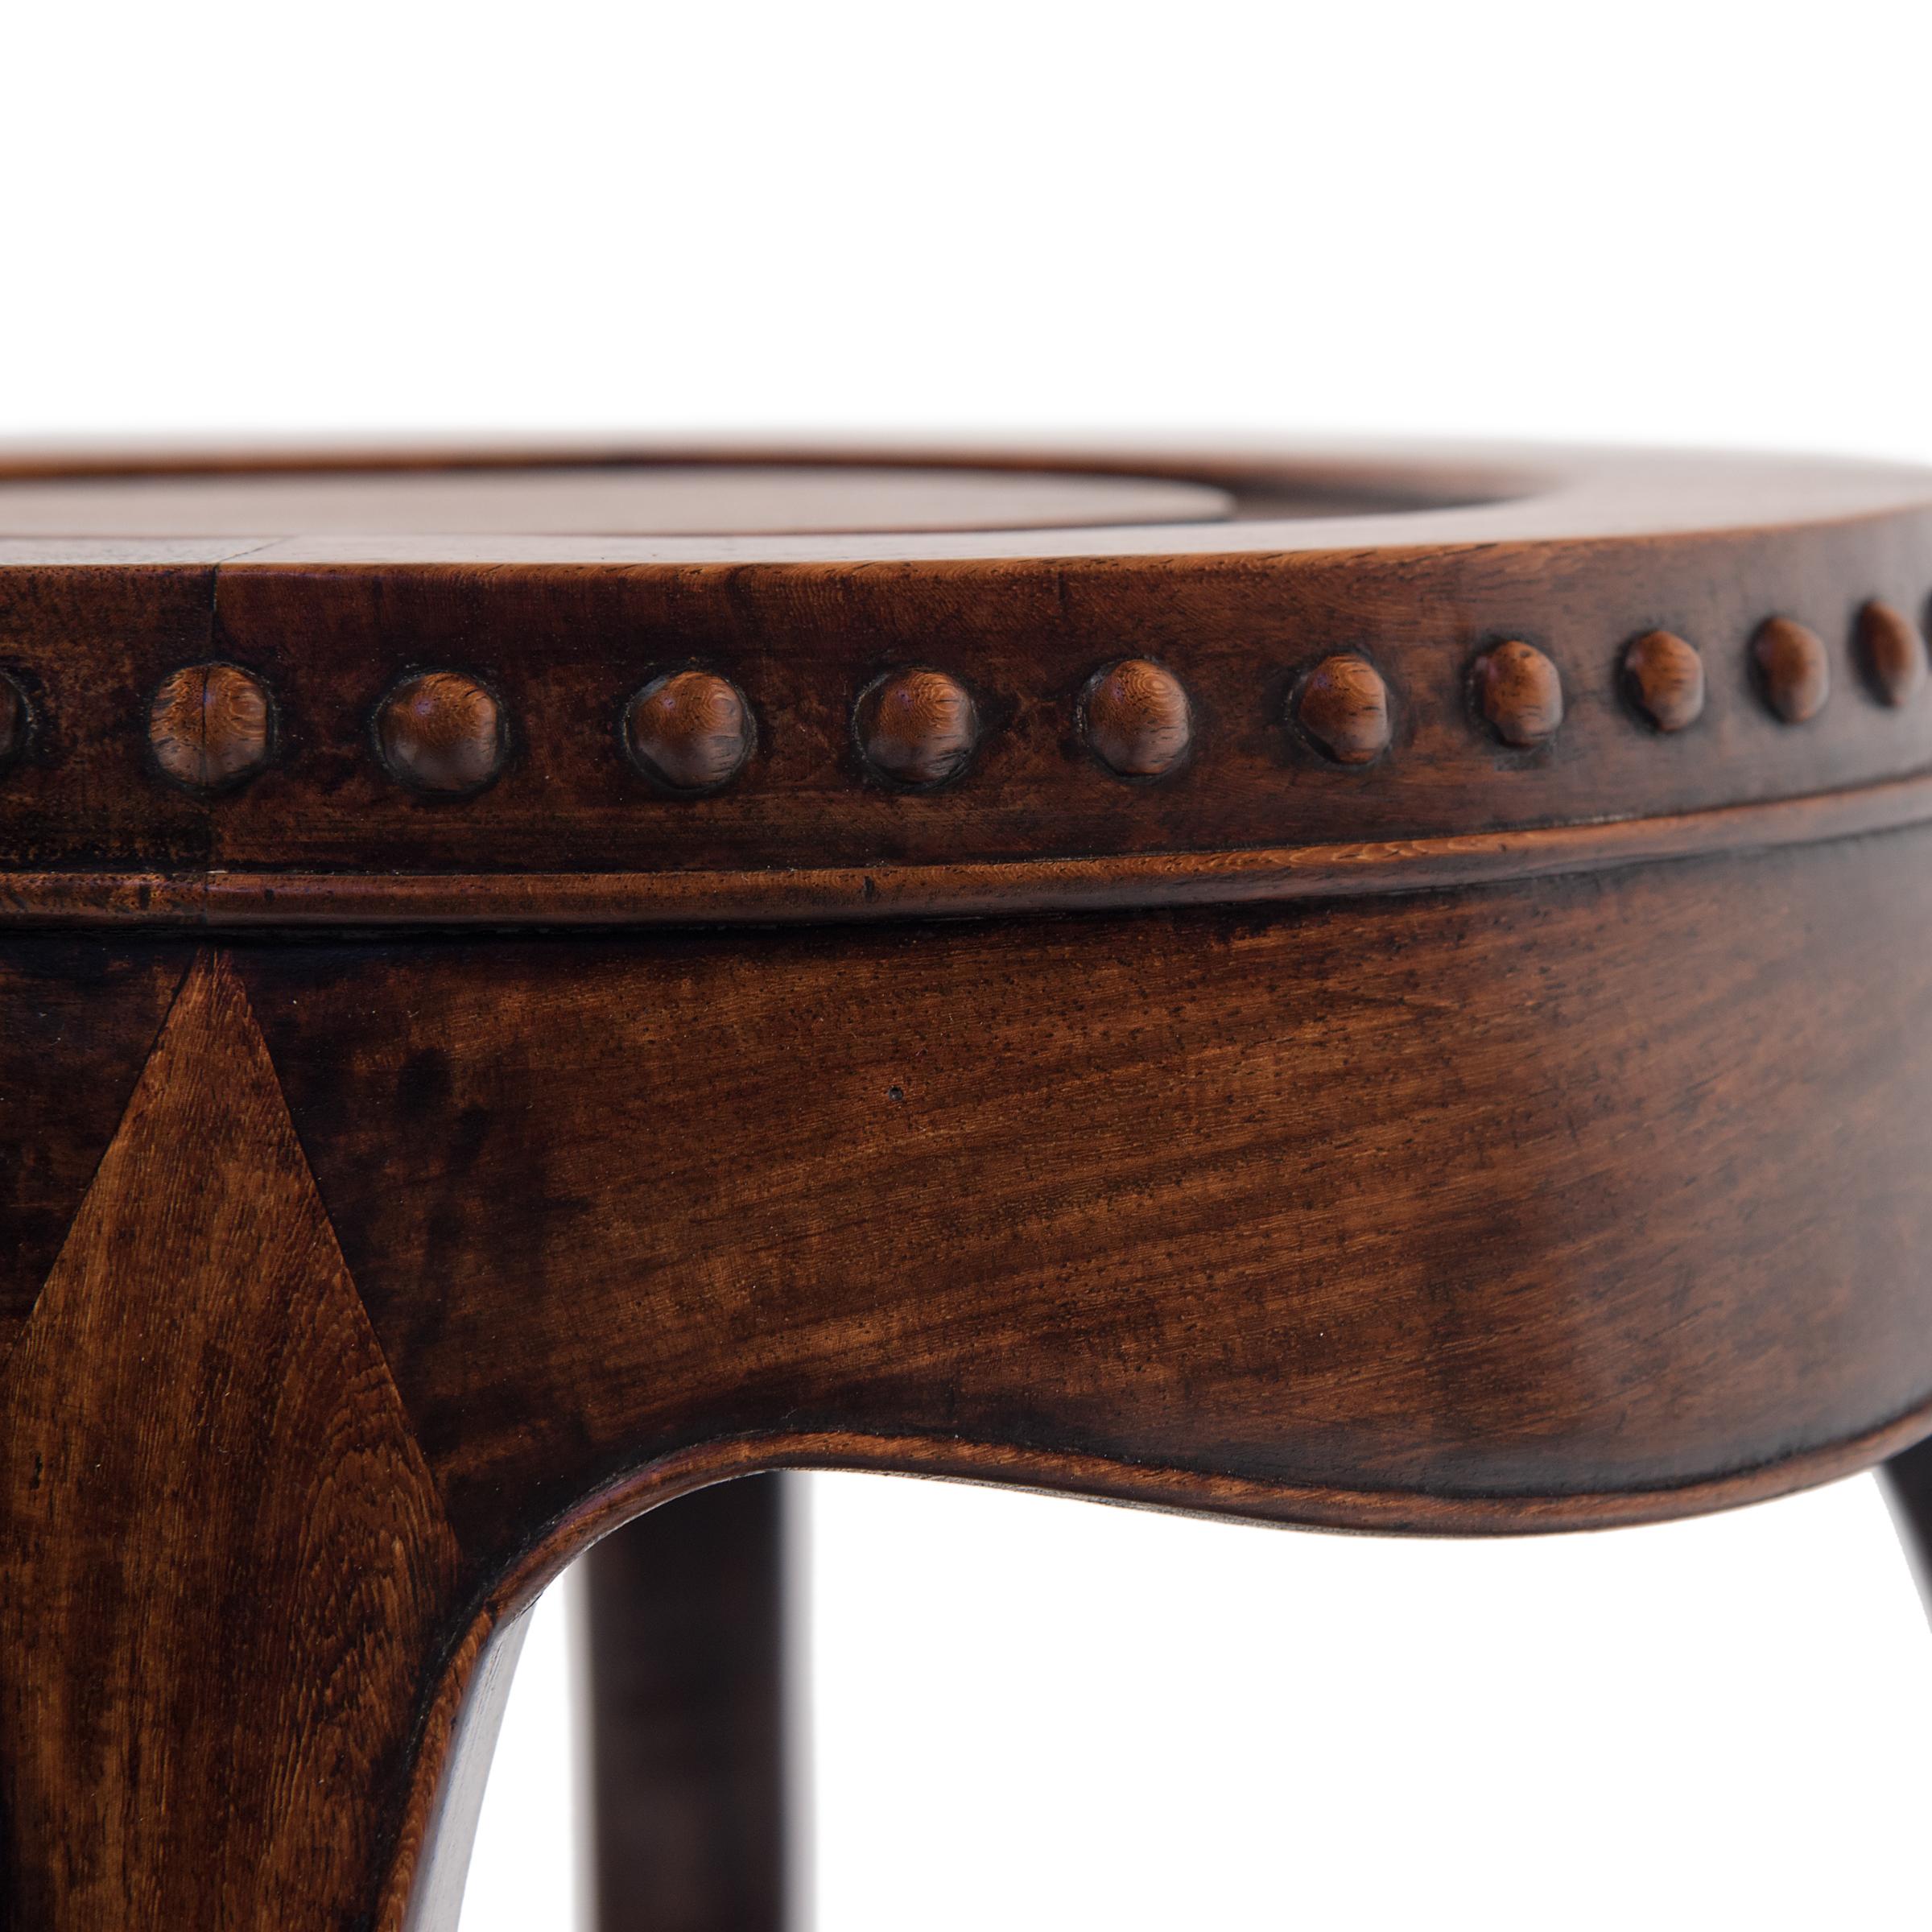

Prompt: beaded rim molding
[
  {"left": 0, "top": 609, "right": 1913, "bottom": 804},
  {"left": 2, "top": 441, "right": 1932, "bottom": 927},
  {"left": 0, "top": 598, "right": 1926, "bottom": 929}
]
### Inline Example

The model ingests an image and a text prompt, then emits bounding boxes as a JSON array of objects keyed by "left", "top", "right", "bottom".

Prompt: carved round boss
[
  {"left": 1294, "top": 654, "right": 1392, "bottom": 766},
  {"left": 1081, "top": 658, "right": 1192, "bottom": 778},
  {"left": 855, "top": 667, "right": 980, "bottom": 788},
  {"left": 1856, "top": 601, "right": 1928, "bottom": 708},
  {"left": 1622, "top": 630, "right": 1706, "bottom": 733},
  {"left": 147, "top": 663, "right": 274, "bottom": 793},
  {"left": 625, "top": 670, "right": 753, "bottom": 794},
  {"left": 0, "top": 671, "right": 30, "bottom": 775},
  {"left": 376, "top": 671, "right": 507, "bottom": 795},
  {"left": 1752, "top": 617, "right": 1831, "bottom": 724},
  {"left": 1473, "top": 640, "right": 1564, "bottom": 748}
]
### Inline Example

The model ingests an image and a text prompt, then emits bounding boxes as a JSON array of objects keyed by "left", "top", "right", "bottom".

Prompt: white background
[{"left": 4, "top": 3, "right": 1930, "bottom": 1926}]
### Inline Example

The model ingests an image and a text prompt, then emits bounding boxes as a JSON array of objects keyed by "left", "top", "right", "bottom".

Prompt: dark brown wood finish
[
  {"left": 1881, "top": 1435, "right": 1932, "bottom": 1621},
  {"left": 147, "top": 662, "right": 274, "bottom": 793},
  {"left": 1621, "top": 629, "right": 1706, "bottom": 733},
  {"left": 0, "top": 672, "right": 29, "bottom": 773},
  {"left": 2, "top": 444, "right": 1932, "bottom": 1930},
  {"left": 853, "top": 664, "right": 981, "bottom": 790},
  {"left": 1856, "top": 598, "right": 1929, "bottom": 708},
  {"left": 0, "top": 553, "right": 231, "bottom": 870},
  {"left": 1080, "top": 657, "right": 1194, "bottom": 778},
  {"left": 223, "top": 832, "right": 1932, "bottom": 1578},
  {"left": 580, "top": 1477, "right": 788, "bottom": 1932},
  {"left": 1294, "top": 651, "right": 1392, "bottom": 765},
  {"left": 1753, "top": 615, "right": 1832, "bottom": 724},
  {"left": 0, "top": 444, "right": 1929, "bottom": 906},
  {"left": 375, "top": 671, "right": 508, "bottom": 797},
  {"left": 0, "top": 953, "right": 466, "bottom": 1930},
  {"left": 0, "top": 940, "right": 186, "bottom": 1356},
  {"left": 1472, "top": 638, "right": 1565, "bottom": 748},
  {"left": 623, "top": 669, "right": 755, "bottom": 795}
]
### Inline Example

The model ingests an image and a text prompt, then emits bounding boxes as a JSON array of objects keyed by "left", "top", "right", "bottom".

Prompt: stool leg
[
  {"left": 580, "top": 1473, "right": 794, "bottom": 1932},
  {"left": 1880, "top": 1435, "right": 1932, "bottom": 1621},
  {"left": 0, "top": 952, "right": 481, "bottom": 1930}
]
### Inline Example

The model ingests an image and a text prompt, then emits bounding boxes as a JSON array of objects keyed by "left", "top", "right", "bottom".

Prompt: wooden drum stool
[{"left": 2, "top": 443, "right": 1932, "bottom": 1929}]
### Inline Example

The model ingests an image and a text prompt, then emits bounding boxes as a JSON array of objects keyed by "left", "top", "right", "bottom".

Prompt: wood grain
[
  {"left": 0, "top": 559, "right": 223, "bottom": 869},
  {"left": 172, "top": 516, "right": 1932, "bottom": 878},
  {"left": 6, "top": 444, "right": 1932, "bottom": 1930},
  {"left": 1294, "top": 652, "right": 1391, "bottom": 765},
  {"left": 6, "top": 758, "right": 1930, "bottom": 931},
  {"left": 624, "top": 670, "right": 754, "bottom": 795},
  {"left": 0, "top": 941, "right": 187, "bottom": 1358},
  {"left": 1856, "top": 599, "right": 1927, "bottom": 708},
  {"left": 1753, "top": 616, "right": 1831, "bottom": 723},
  {"left": 1621, "top": 630, "right": 1706, "bottom": 733},
  {"left": 0, "top": 671, "right": 27, "bottom": 770},
  {"left": 581, "top": 1476, "right": 788, "bottom": 1932},
  {"left": 147, "top": 662, "right": 273, "bottom": 792},
  {"left": 374, "top": 671, "right": 506, "bottom": 796},
  {"left": 853, "top": 666, "right": 980, "bottom": 789},
  {"left": 219, "top": 825, "right": 1932, "bottom": 1577},
  {"left": 1080, "top": 658, "right": 1193, "bottom": 778},
  {"left": 1473, "top": 638, "right": 1564, "bottom": 747},
  {"left": 0, "top": 444, "right": 1930, "bottom": 914},
  {"left": 0, "top": 953, "right": 462, "bottom": 1930}
]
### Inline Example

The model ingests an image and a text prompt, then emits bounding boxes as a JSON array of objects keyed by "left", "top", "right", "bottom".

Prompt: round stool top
[{"left": 1, "top": 441, "right": 1930, "bottom": 927}]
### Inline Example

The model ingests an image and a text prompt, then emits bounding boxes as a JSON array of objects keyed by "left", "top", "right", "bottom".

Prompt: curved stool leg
[
  {"left": 0, "top": 952, "right": 491, "bottom": 1931},
  {"left": 1880, "top": 1435, "right": 1932, "bottom": 1623},
  {"left": 580, "top": 1473, "right": 792, "bottom": 1932}
]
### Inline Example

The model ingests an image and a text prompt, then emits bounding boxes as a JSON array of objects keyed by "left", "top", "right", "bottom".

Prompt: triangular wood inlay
[
  {"left": 0, "top": 943, "right": 189, "bottom": 1368},
  {"left": 0, "top": 950, "right": 463, "bottom": 1930}
]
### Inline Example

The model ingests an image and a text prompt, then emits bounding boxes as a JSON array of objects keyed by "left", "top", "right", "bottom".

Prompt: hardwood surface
[
  {"left": 1752, "top": 616, "right": 1832, "bottom": 724},
  {"left": 1472, "top": 638, "right": 1564, "bottom": 747},
  {"left": 1621, "top": 630, "right": 1705, "bottom": 733},
  {"left": 0, "top": 463, "right": 1238, "bottom": 539},
  {"left": 624, "top": 671, "right": 755, "bottom": 795},
  {"left": 6, "top": 860, "right": 1932, "bottom": 1923},
  {"left": 0, "top": 941, "right": 183, "bottom": 1357},
  {"left": 222, "top": 834, "right": 1932, "bottom": 1575},
  {"left": 3, "top": 443, "right": 1932, "bottom": 1929},
  {"left": 147, "top": 662, "right": 274, "bottom": 793},
  {"left": 1293, "top": 652, "right": 1391, "bottom": 766},
  {"left": 581, "top": 1478, "right": 788, "bottom": 1932},
  {"left": 1080, "top": 657, "right": 1194, "bottom": 778},
  {"left": 0, "top": 444, "right": 1930, "bottom": 917},
  {"left": 0, "top": 671, "right": 26, "bottom": 772},
  {"left": 1858, "top": 600, "right": 1929, "bottom": 708},
  {"left": 1881, "top": 1435, "right": 1932, "bottom": 1620},
  {"left": 853, "top": 666, "right": 980, "bottom": 790},
  {"left": 0, "top": 954, "right": 464, "bottom": 1930},
  {"left": 375, "top": 671, "right": 509, "bottom": 798}
]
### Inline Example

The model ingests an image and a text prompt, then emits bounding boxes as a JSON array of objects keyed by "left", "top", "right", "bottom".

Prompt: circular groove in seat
[{"left": 0, "top": 463, "right": 1240, "bottom": 539}]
